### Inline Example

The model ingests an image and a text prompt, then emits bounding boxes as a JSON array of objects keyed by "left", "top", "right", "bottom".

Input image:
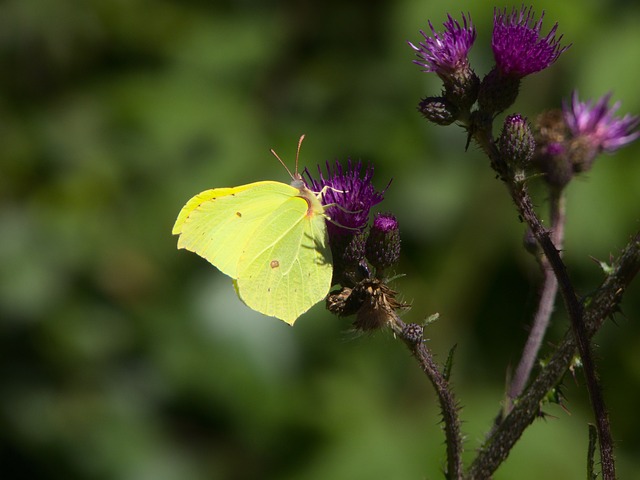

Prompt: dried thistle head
[{"left": 327, "top": 278, "right": 409, "bottom": 332}]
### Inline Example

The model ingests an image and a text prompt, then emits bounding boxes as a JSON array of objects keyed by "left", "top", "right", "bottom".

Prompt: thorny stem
[
  {"left": 391, "top": 317, "right": 463, "bottom": 480},
  {"left": 508, "top": 189, "right": 566, "bottom": 407},
  {"left": 472, "top": 124, "right": 616, "bottom": 479},
  {"left": 466, "top": 230, "right": 640, "bottom": 479}
]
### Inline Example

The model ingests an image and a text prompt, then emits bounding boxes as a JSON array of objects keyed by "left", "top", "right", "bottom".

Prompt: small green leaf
[{"left": 443, "top": 343, "right": 457, "bottom": 382}]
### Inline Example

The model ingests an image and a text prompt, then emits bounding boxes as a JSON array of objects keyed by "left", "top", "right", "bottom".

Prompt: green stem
[
  {"left": 508, "top": 189, "right": 565, "bottom": 407},
  {"left": 472, "top": 124, "right": 616, "bottom": 479},
  {"left": 466, "top": 231, "right": 640, "bottom": 479},
  {"left": 392, "top": 318, "right": 463, "bottom": 480}
]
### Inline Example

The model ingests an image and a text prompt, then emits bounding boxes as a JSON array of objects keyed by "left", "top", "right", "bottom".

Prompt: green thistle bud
[{"left": 498, "top": 114, "right": 535, "bottom": 172}]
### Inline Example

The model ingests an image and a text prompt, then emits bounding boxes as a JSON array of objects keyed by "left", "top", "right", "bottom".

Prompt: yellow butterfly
[{"left": 172, "top": 136, "right": 332, "bottom": 325}]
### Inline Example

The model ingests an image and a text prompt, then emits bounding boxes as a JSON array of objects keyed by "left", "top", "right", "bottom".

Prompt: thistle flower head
[
  {"left": 563, "top": 91, "right": 640, "bottom": 153},
  {"left": 409, "top": 13, "right": 480, "bottom": 112},
  {"left": 492, "top": 6, "right": 569, "bottom": 78},
  {"left": 304, "top": 160, "right": 386, "bottom": 284},
  {"left": 304, "top": 160, "right": 386, "bottom": 239},
  {"left": 409, "top": 13, "right": 476, "bottom": 78}
]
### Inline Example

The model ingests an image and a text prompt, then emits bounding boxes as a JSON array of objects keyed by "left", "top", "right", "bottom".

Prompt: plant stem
[
  {"left": 472, "top": 124, "right": 615, "bottom": 479},
  {"left": 508, "top": 189, "right": 566, "bottom": 407},
  {"left": 392, "top": 318, "right": 463, "bottom": 480},
  {"left": 466, "top": 231, "right": 640, "bottom": 479}
]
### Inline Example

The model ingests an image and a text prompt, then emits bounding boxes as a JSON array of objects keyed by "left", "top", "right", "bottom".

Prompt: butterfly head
[{"left": 290, "top": 175, "right": 307, "bottom": 190}]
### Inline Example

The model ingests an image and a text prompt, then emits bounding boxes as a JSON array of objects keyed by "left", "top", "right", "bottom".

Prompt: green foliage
[{"left": 1, "top": 1, "right": 639, "bottom": 478}]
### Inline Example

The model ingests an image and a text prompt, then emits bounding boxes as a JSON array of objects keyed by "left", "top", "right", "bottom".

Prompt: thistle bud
[
  {"left": 498, "top": 114, "right": 535, "bottom": 171},
  {"left": 418, "top": 97, "right": 458, "bottom": 126},
  {"left": 365, "top": 213, "right": 400, "bottom": 273}
]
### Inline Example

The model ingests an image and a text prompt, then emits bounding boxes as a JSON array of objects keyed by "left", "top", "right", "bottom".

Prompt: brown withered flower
[{"left": 327, "top": 278, "right": 409, "bottom": 332}]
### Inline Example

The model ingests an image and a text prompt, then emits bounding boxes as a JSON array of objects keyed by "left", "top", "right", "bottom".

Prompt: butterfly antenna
[
  {"left": 270, "top": 147, "right": 295, "bottom": 181},
  {"left": 295, "top": 134, "right": 305, "bottom": 177},
  {"left": 270, "top": 134, "right": 306, "bottom": 181}
]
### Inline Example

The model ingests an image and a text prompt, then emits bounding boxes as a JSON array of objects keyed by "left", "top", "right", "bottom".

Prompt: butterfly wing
[
  {"left": 235, "top": 193, "right": 332, "bottom": 325},
  {"left": 172, "top": 181, "right": 299, "bottom": 279}
]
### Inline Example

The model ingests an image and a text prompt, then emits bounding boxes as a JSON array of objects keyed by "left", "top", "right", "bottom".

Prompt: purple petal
[
  {"left": 563, "top": 90, "right": 640, "bottom": 153},
  {"left": 492, "top": 6, "right": 569, "bottom": 77}
]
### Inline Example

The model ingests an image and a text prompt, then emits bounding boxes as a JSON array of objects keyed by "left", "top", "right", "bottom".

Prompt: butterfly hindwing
[{"left": 236, "top": 194, "right": 332, "bottom": 324}]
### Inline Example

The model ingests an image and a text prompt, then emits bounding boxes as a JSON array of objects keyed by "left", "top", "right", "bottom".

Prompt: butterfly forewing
[{"left": 173, "top": 181, "right": 298, "bottom": 278}]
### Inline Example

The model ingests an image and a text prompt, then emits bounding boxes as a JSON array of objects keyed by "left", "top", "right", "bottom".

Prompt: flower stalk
[
  {"left": 404, "top": 6, "right": 639, "bottom": 478},
  {"left": 507, "top": 188, "right": 565, "bottom": 407},
  {"left": 472, "top": 118, "right": 616, "bottom": 478},
  {"left": 467, "top": 231, "right": 640, "bottom": 479},
  {"left": 392, "top": 318, "right": 464, "bottom": 480}
]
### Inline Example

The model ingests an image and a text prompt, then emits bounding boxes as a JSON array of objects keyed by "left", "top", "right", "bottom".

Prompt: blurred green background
[{"left": 1, "top": 0, "right": 639, "bottom": 478}]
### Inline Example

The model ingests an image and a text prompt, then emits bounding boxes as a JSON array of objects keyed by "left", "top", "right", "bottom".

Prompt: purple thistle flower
[
  {"left": 492, "top": 6, "right": 569, "bottom": 78},
  {"left": 409, "top": 12, "right": 476, "bottom": 79},
  {"left": 563, "top": 91, "right": 640, "bottom": 153},
  {"left": 304, "top": 160, "right": 386, "bottom": 239}
]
